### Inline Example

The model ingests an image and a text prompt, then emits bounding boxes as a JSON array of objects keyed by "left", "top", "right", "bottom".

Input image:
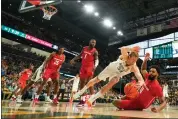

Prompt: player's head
[
  {"left": 148, "top": 65, "right": 160, "bottom": 80},
  {"left": 29, "top": 64, "right": 34, "bottom": 70},
  {"left": 58, "top": 47, "right": 65, "bottom": 54},
  {"left": 127, "top": 51, "right": 139, "bottom": 65},
  {"left": 89, "top": 39, "right": 96, "bottom": 48}
]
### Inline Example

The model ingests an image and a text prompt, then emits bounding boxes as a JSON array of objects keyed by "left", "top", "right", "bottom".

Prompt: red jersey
[
  {"left": 46, "top": 53, "right": 65, "bottom": 70},
  {"left": 81, "top": 46, "right": 97, "bottom": 66},
  {"left": 133, "top": 73, "right": 163, "bottom": 108},
  {"left": 20, "top": 69, "right": 32, "bottom": 81}
]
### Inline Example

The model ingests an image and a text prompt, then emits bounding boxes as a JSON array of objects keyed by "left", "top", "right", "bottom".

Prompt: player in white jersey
[
  {"left": 68, "top": 74, "right": 80, "bottom": 102},
  {"left": 73, "top": 46, "right": 145, "bottom": 106},
  {"left": 163, "top": 82, "right": 169, "bottom": 99}
]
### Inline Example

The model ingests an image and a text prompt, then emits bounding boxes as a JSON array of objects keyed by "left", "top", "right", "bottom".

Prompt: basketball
[{"left": 124, "top": 82, "right": 139, "bottom": 100}]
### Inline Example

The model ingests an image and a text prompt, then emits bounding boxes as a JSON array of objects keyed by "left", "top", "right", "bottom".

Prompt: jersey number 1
[{"left": 84, "top": 54, "right": 88, "bottom": 59}]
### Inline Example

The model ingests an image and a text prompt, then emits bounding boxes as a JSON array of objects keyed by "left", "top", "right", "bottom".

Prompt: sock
[
  {"left": 80, "top": 86, "right": 88, "bottom": 95},
  {"left": 35, "top": 94, "right": 39, "bottom": 99},
  {"left": 53, "top": 94, "right": 57, "bottom": 99},
  {"left": 88, "top": 91, "right": 102, "bottom": 104}
]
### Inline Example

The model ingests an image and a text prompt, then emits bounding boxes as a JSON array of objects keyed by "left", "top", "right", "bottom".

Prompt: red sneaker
[
  {"left": 53, "top": 98, "right": 59, "bottom": 104},
  {"left": 32, "top": 98, "right": 39, "bottom": 104}
]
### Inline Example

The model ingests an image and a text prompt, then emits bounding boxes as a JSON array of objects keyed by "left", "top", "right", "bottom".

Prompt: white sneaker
[{"left": 46, "top": 97, "right": 52, "bottom": 102}]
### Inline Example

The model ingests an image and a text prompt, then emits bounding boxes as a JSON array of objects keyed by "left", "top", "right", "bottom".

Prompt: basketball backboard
[{"left": 19, "top": 0, "right": 62, "bottom": 13}]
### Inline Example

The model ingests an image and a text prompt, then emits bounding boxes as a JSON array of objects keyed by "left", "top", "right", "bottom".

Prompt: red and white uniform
[
  {"left": 119, "top": 73, "right": 163, "bottom": 110},
  {"left": 80, "top": 46, "right": 97, "bottom": 79},
  {"left": 18, "top": 69, "right": 32, "bottom": 88},
  {"left": 43, "top": 53, "right": 65, "bottom": 80}
]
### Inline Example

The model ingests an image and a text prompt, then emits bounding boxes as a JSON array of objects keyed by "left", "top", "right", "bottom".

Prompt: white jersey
[
  {"left": 31, "top": 63, "right": 44, "bottom": 82},
  {"left": 98, "top": 58, "right": 135, "bottom": 81},
  {"left": 71, "top": 77, "right": 80, "bottom": 92},
  {"left": 163, "top": 85, "right": 168, "bottom": 92},
  {"left": 163, "top": 85, "right": 169, "bottom": 97}
]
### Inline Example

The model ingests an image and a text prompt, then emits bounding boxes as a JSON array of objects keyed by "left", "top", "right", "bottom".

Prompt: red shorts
[
  {"left": 79, "top": 65, "right": 94, "bottom": 79},
  {"left": 117, "top": 100, "right": 144, "bottom": 110},
  {"left": 18, "top": 78, "right": 26, "bottom": 89},
  {"left": 42, "top": 68, "right": 59, "bottom": 80}
]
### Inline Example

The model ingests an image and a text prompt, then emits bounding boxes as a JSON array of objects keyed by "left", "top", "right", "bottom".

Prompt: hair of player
[
  {"left": 150, "top": 65, "right": 161, "bottom": 75},
  {"left": 129, "top": 51, "right": 139, "bottom": 58}
]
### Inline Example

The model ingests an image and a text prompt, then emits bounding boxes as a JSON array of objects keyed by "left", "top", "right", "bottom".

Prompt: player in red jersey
[
  {"left": 33, "top": 47, "right": 65, "bottom": 104},
  {"left": 70, "top": 39, "right": 99, "bottom": 106},
  {"left": 11, "top": 64, "right": 34, "bottom": 102},
  {"left": 112, "top": 53, "right": 167, "bottom": 113}
]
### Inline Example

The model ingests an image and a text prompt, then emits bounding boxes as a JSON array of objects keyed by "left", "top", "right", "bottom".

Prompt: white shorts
[
  {"left": 72, "top": 79, "right": 79, "bottom": 92},
  {"left": 31, "top": 65, "right": 43, "bottom": 82},
  {"left": 98, "top": 60, "right": 131, "bottom": 81}
]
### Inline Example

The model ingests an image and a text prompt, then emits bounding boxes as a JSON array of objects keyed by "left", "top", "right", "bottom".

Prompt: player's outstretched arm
[
  {"left": 94, "top": 51, "right": 99, "bottom": 69},
  {"left": 151, "top": 96, "right": 167, "bottom": 113},
  {"left": 70, "top": 50, "right": 83, "bottom": 65},
  {"left": 141, "top": 53, "right": 150, "bottom": 78},
  {"left": 132, "top": 65, "right": 144, "bottom": 88}
]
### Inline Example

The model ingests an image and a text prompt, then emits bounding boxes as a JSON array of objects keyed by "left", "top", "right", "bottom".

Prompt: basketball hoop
[{"left": 42, "top": 6, "right": 57, "bottom": 20}]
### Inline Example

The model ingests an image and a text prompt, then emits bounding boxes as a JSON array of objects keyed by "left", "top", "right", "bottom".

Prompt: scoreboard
[{"left": 153, "top": 42, "right": 173, "bottom": 59}]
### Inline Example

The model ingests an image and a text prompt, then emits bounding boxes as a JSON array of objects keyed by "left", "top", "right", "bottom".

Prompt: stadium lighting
[
  {"left": 113, "top": 27, "right": 116, "bottom": 30},
  {"left": 103, "top": 19, "right": 113, "bottom": 28},
  {"left": 117, "top": 31, "right": 123, "bottom": 36},
  {"left": 84, "top": 4, "right": 94, "bottom": 13},
  {"left": 77, "top": 0, "right": 81, "bottom": 3},
  {"left": 94, "top": 12, "right": 99, "bottom": 17}
]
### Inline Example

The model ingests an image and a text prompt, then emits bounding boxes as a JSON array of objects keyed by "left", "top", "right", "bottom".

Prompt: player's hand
[
  {"left": 70, "top": 60, "right": 75, "bottom": 65},
  {"left": 135, "top": 80, "right": 144, "bottom": 89},
  {"left": 151, "top": 107, "right": 160, "bottom": 113},
  {"left": 132, "top": 46, "right": 140, "bottom": 52},
  {"left": 144, "top": 53, "right": 150, "bottom": 61}
]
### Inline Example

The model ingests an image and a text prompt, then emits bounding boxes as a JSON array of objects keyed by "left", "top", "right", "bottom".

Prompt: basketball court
[{"left": 2, "top": 100, "right": 178, "bottom": 119}]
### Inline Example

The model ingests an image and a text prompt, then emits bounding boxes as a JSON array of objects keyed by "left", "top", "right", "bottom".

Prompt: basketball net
[
  {"left": 42, "top": 6, "right": 58, "bottom": 20},
  {"left": 27, "top": 0, "right": 58, "bottom": 20}
]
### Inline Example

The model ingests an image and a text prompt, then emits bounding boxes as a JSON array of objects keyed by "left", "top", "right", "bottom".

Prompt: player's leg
[
  {"left": 87, "top": 76, "right": 119, "bottom": 105},
  {"left": 15, "top": 81, "right": 26, "bottom": 103},
  {"left": 35, "top": 79, "right": 48, "bottom": 98},
  {"left": 21, "top": 81, "right": 35, "bottom": 96},
  {"left": 112, "top": 100, "right": 130, "bottom": 110},
  {"left": 51, "top": 73, "right": 60, "bottom": 104},
  {"left": 87, "top": 67, "right": 95, "bottom": 95},
  {"left": 73, "top": 77, "right": 100, "bottom": 99},
  {"left": 73, "top": 65, "right": 111, "bottom": 99},
  {"left": 11, "top": 86, "right": 21, "bottom": 100},
  {"left": 45, "top": 80, "right": 52, "bottom": 102},
  {"left": 112, "top": 99, "right": 143, "bottom": 110},
  {"left": 33, "top": 69, "right": 50, "bottom": 102}
]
